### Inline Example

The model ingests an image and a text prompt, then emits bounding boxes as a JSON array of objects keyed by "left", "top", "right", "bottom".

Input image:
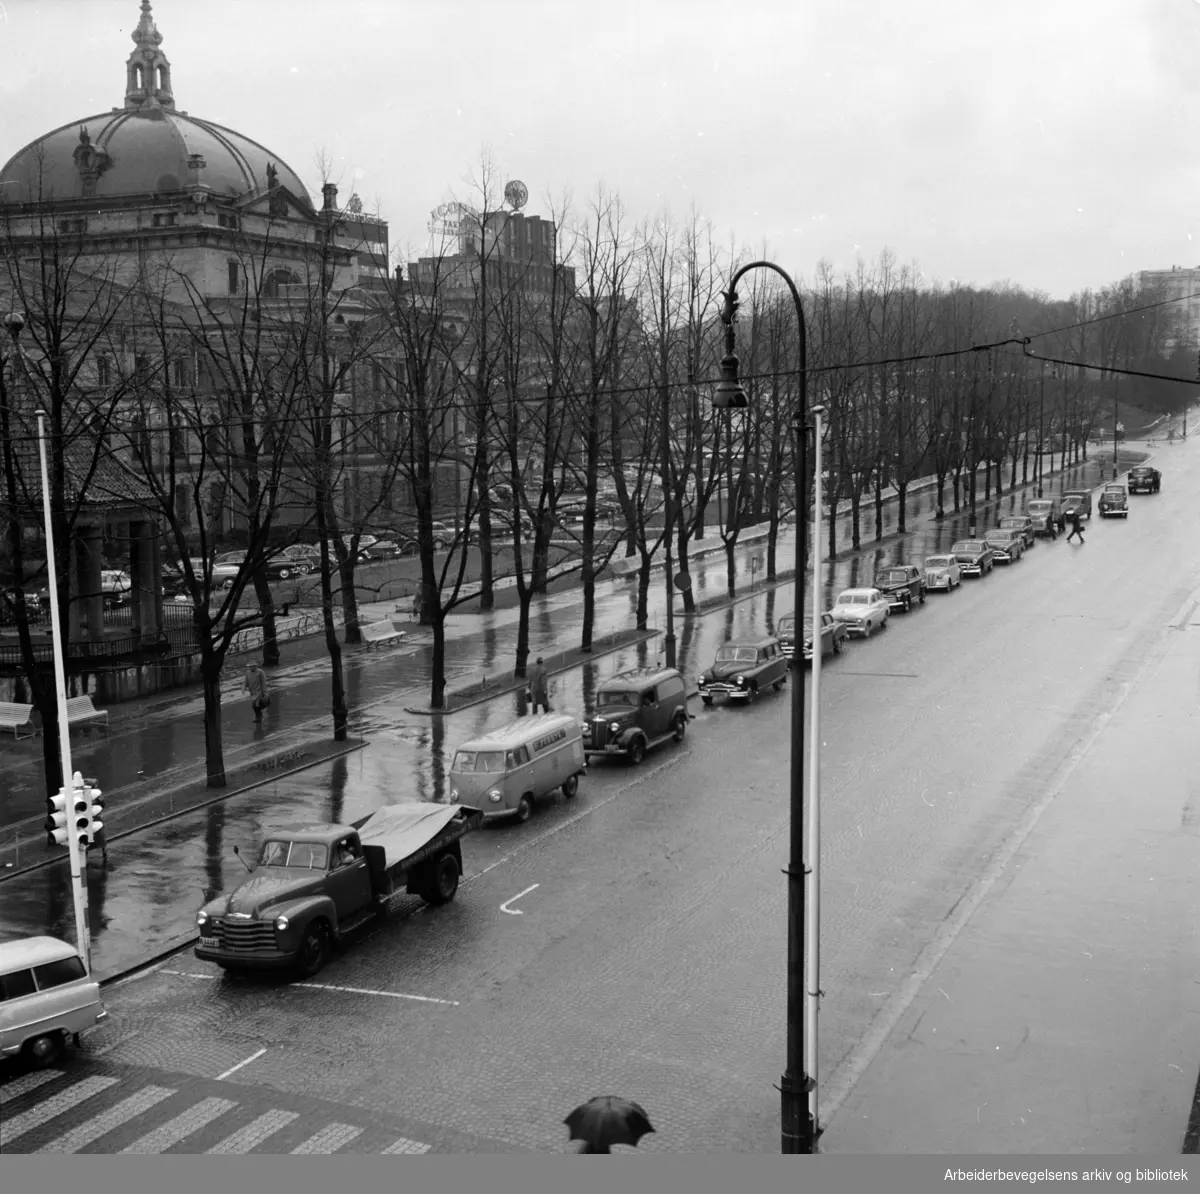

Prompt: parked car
[
  {"left": 1098, "top": 484, "right": 1129, "bottom": 518},
  {"left": 1060, "top": 491, "right": 1093, "bottom": 521},
  {"left": 800, "top": 612, "right": 847, "bottom": 661},
  {"left": 949, "top": 539, "right": 995, "bottom": 577},
  {"left": 99, "top": 569, "right": 131, "bottom": 603},
  {"left": 264, "top": 555, "right": 309, "bottom": 580},
  {"left": 203, "top": 552, "right": 243, "bottom": 588},
  {"left": 1128, "top": 466, "right": 1161, "bottom": 494},
  {"left": 581, "top": 667, "right": 690, "bottom": 764},
  {"left": 829, "top": 588, "right": 891, "bottom": 637},
  {"left": 1025, "top": 499, "right": 1060, "bottom": 539},
  {"left": 698, "top": 638, "right": 788, "bottom": 705},
  {"left": 776, "top": 612, "right": 798, "bottom": 658},
  {"left": 923, "top": 554, "right": 962, "bottom": 592},
  {"left": 997, "top": 515, "right": 1036, "bottom": 548},
  {"left": 982, "top": 528, "right": 1025, "bottom": 564},
  {"left": 873, "top": 564, "right": 926, "bottom": 613}
]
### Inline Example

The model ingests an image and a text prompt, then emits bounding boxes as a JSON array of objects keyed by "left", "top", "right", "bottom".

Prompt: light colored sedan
[
  {"left": 923, "top": 554, "right": 962, "bottom": 591},
  {"left": 829, "top": 587, "right": 890, "bottom": 638}
]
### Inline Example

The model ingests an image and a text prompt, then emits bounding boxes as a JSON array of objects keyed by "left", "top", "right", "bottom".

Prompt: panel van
[
  {"left": 0, "top": 936, "right": 107, "bottom": 1067},
  {"left": 448, "top": 713, "right": 587, "bottom": 823}
]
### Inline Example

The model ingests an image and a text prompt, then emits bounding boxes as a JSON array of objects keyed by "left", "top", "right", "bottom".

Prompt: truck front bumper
[
  {"left": 699, "top": 684, "right": 750, "bottom": 699},
  {"left": 194, "top": 941, "right": 295, "bottom": 970}
]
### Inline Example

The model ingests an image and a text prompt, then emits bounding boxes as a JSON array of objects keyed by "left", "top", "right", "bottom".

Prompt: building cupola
[{"left": 125, "top": 0, "right": 174, "bottom": 112}]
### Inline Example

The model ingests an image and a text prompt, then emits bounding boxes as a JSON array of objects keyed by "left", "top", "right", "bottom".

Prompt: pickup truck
[{"left": 194, "top": 802, "right": 482, "bottom": 978}]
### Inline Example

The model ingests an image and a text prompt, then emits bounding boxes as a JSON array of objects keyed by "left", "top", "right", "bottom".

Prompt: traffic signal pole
[{"left": 36, "top": 410, "right": 90, "bottom": 971}]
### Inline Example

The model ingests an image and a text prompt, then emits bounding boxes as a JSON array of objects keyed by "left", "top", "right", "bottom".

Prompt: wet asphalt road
[{"left": 2, "top": 447, "right": 1178, "bottom": 1153}]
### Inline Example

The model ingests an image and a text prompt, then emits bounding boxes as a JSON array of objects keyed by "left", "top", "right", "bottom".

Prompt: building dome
[{"left": 0, "top": 1, "right": 312, "bottom": 211}]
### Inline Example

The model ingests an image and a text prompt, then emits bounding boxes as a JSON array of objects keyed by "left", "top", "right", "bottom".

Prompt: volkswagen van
[
  {"left": 449, "top": 713, "right": 586, "bottom": 823},
  {"left": 0, "top": 935, "right": 107, "bottom": 1067}
]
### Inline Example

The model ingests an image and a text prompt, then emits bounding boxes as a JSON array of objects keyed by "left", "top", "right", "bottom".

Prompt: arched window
[{"left": 263, "top": 269, "right": 299, "bottom": 299}]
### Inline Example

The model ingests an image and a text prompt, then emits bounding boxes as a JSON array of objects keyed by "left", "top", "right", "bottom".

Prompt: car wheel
[
  {"left": 672, "top": 713, "right": 687, "bottom": 742},
  {"left": 627, "top": 738, "right": 646, "bottom": 765},
  {"left": 421, "top": 852, "right": 461, "bottom": 905},
  {"left": 23, "top": 1031, "right": 65, "bottom": 1069},
  {"left": 773, "top": 677, "right": 785, "bottom": 692},
  {"left": 918, "top": 589, "right": 926, "bottom": 604},
  {"left": 562, "top": 773, "right": 579, "bottom": 798},
  {"left": 701, "top": 695, "right": 713, "bottom": 707},
  {"left": 516, "top": 793, "right": 535, "bottom": 823},
  {"left": 278, "top": 567, "right": 292, "bottom": 580},
  {"left": 295, "top": 922, "right": 330, "bottom": 979}
]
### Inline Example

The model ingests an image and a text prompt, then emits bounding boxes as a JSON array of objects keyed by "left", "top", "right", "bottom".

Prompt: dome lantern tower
[{"left": 124, "top": 1, "right": 174, "bottom": 112}]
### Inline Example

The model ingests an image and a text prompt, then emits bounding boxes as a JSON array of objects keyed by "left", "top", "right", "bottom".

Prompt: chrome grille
[
  {"left": 218, "top": 921, "right": 277, "bottom": 952},
  {"left": 590, "top": 720, "right": 609, "bottom": 749}
]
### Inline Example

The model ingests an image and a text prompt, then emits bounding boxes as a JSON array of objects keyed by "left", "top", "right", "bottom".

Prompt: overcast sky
[{"left": 2, "top": 0, "right": 1198, "bottom": 301}]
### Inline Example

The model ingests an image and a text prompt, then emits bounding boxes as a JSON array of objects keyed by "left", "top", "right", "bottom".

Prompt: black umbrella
[{"left": 564, "top": 1096, "right": 655, "bottom": 1152}]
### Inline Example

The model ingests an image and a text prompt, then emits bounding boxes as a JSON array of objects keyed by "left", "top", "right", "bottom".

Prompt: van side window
[
  {"left": 513, "top": 745, "right": 530, "bottom": 765},
  {"left": 33, "top": 956, "right": 87, "bottom": 990},
  {"left": 0, "top": 968, "right": 38, "bottom": 1000},
  {"left": 641, "top": 689, "right": 656, "bottom": 707}
]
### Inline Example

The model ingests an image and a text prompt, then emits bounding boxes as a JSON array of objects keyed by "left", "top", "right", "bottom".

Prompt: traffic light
[
  {"left": 44, "top": 788, "right": 70, "bottom": 847},
  {"left": 69, "top": 771, "right": 103, "bottom": 847},
  {"left": 81, "top": 777, "right": 103, "bottom": 844}
]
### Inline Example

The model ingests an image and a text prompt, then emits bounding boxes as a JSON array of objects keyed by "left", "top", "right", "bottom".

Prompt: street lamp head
[
  {"left": 3, "top": 311, "right": 25, "bottom": 339},
  {"left": 712, "top": 351, "right": 748, "bottom": 409}
]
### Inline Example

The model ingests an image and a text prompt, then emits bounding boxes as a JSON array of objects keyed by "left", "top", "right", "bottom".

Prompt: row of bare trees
[{"left": 3, "top": 164, "right": 1195, "bottom": 796}]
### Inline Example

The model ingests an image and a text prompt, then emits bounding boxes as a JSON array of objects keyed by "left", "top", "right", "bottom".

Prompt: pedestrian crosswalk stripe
[
  {"left": 206, "top": 1109, "right": 299, "bottom": 1154},
  {"left": 2, "top": 1075, "right": 118, "bottom": 1145},
  {"left": 36, "top": 1086, "right": 176, "bottom": 1153},
  {"left": 291, "top": 1123, "right": 364, "bottom": 1153},
  {"left": 0, "top": 1069, "right": 63, "bottom": 1102},
  {"left": 119, "top": 1096, "right": 236, "bottom": 1154},
  {"left": 381, "top": 1136, "right": 430, "bottom": 1154}
]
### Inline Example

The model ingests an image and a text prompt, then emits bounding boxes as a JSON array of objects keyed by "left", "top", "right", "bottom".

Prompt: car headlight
[
  {"left": 735, "top": 675, "right": 746, "bottom": 686},
  {"left": 698, "top": 674, "right": 707, "bottom": 686},
  {"left": 197, "top": 910, "right": 208, "bottom": 927},
  {"left": 449, "top": 786, "right": 459, "bottom": 801},
  {"left": 485, "top": 787, "right": 503, "bottom": 803},
  {"left": 580, "top": 721, "right": 589, "bottom": 731},
  {"left": 609, "top": 721, "right": 621, "bottom": 735},
  {"left": 274, "top": 915, "right": 289, "bottom": 931}
]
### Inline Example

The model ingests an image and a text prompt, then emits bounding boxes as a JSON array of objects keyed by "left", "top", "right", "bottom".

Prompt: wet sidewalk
[{"left": 820, "top": 579, "right": 1200, "bottom": 1154}]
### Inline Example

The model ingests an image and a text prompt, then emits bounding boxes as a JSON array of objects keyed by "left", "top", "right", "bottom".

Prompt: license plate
[{"left": 199, "top": 935, "right": 218, "bottom": 948}]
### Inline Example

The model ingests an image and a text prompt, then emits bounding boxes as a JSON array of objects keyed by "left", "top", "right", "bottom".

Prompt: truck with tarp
[{"left": 194, "top": 802, "right": 483, "bottom": 977}]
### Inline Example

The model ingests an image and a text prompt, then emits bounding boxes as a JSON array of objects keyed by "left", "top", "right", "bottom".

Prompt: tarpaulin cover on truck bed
[{"left": 356, "top": 802, "right": 478, "bottom": 870}]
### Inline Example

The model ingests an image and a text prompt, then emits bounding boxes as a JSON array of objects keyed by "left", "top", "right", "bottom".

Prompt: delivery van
[
  {"left": 0, "top": 935, "right": 107, "bottom": 1067},
  {"left": 448, "top": 712, "right": 586, "bottom": 822}
]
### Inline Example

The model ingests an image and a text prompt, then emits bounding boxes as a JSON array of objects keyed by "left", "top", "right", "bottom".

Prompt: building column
[
  {"left": 69, "top": 535, "right": 86, "bottom": 642},
  {"left": 150, "top": 526, "right": 164, "bottom": 638},
  {"left": 80, "top": 522, "right": 104, "bottom": 641}
]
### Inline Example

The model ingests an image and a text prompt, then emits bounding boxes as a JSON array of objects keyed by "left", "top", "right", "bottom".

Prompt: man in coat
[
  {"left": 243, "top": 661, "right": 271, "bottom": 723},
  {"left": 1065, "top": 508, "right": 1085, "bottom": 545},
  {"left": 528, "top": 657, "right": 551, "bottom": 714}
]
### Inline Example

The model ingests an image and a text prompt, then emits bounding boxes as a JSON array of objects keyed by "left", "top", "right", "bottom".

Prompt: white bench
[
  {"left": 66, "top": 695, "right": 109, "bottom": 731},
  {"left": 0, "top": 702, "right": 35, "bottom": 739},
  {"left": 361, "top": 620, "right": 407, "bottom": 650}
]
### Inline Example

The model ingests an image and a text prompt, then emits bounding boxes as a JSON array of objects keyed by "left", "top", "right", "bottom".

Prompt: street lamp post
[
  {"left": 3, "top": 312, "right": 90, "bottom": 969},
  {"left": 714, "top": 260, "right": 816, "bottom": 1154},
  {"left": 1037, "top": 360, "right": 1046, "bottom": 498},
  {"left": 1113, "top": 375, "right": 1119, "bottom": 481}
]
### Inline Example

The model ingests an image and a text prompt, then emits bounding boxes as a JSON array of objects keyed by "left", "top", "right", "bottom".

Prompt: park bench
[
  {"left": 65, "top": 695, "right": 109, "bottom": 732},
  {"left": 361, "top": 620, "right": 407, "bottom": 650},
  {"left": 0, "top": 702, "right": 35, "bottom": 739}
]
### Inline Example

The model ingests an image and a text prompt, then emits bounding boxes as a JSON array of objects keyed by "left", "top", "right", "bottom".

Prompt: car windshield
[
  {"left": 837, "top": 593, "right": 868, "bottom": 605},
  {"left": 716, "top": 646, "right": 759, "bottom": 663},
  {"left": 879, "top": 570, "right": 908, "bottom": 583},
  {"left": 452, "top": 749, "right": 507, "bottom": 773},
  {"left": 1105, "top": 486, "right": 1124, "bottom": 494},
  {"left": 215, "top": 553, "right": 242, "bottom": 565},
  {"left": 777, "top": 615, "right": 794, "bottom": 636},
  {"left": 1064, "top": 494, "right": 1086, "bottom": 502},
  {"left": 925, "top": 557, "right": 953, "bottom": 568},
  {"left": 1028, "top": 503, "right": 1050, "bottom": 513},
  {"left": 999, "top": 519, "right": 1024, "bottom": 528},
  {"left": 258, "top": 840, "right": 328, "bottom": 869},
  {"left": 598, "top": 690, "right": 637, "bottom": 707}
]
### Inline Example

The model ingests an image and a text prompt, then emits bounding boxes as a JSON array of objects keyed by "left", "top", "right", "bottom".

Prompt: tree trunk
[
  {"left": 724, "top": 539, "right": 737, "bottom": 599},
  {"left": 636, "top": 554, "right": 652, "bottom": 630},
  {"left": 514, "top": 585, "right": 533, "bottom": 681},
  {"left": 676, "top": 526, "right": 696, "bottom": 613},
  {"left": 897, "top": 480, "right": 908, "bottom": 534},
  {"left": 766, "top": 514, "right": 778, "bottom": 579},
  {"left": 252, "top": 570, "right": 279, "bottom": 666},
  {"left": 429, "top": 611, "right": 446, "bottom": 710},
  {"left": 952, "top": 468, "right": 962, "bottom": 512},
  {"left": 201, "top": 654, "right": 227, "bottom": 788},
  {"left": 850, "top": 493, "right": 862, "bottom": 549},
  {"left": 827, "top": 487, "right": 838, "bottom": 559},
  {"left": 935, "top": 472, "right": 947, "bottom": 519},
  {"left": 321, "top": 566, "right": 348, "bottom": 741},
  {"left": 873, "top": 477, "right": 883, "bottom": 542},
  {"left": 339, "top": 556, "right": 363, "bottom": 646}
]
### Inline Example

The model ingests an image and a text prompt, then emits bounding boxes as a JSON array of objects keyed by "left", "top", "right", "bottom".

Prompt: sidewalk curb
[{"left": 0, "top": 738, "right": 368, "bottom": 884}]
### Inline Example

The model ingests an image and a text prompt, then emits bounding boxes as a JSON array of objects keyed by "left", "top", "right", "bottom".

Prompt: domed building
[{"left": 1, "top": 0, "right": 389, "bottom": 295}]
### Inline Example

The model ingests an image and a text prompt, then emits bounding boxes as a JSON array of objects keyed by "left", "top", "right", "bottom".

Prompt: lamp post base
[{"left": 780, "top": 1071, "right": 816, "bottom": 1154}]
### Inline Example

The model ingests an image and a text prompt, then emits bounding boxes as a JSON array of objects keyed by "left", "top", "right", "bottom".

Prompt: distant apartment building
[{"left": 1135, "top": 265, "right": 1200, "bottom": 350}]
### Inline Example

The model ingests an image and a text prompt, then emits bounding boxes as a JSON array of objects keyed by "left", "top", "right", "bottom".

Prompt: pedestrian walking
[
  {"left": 243, "top": 661, "right": 271, "bottom": 723},
  {"left": 528, "top": 657, "right": 551, "bottom": 714},
  {"left": 1065, "top": 508, "right": 1085, "bottom": 544}
]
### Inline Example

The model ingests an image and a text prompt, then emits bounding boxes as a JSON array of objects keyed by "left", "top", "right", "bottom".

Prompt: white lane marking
[
  {"left": 215, "top": 1048, "right": 266, "bottom": 1081},
  {"left": 290, "top": 981, "right": 458, "bottom": 1006},
  {"left": 160, "top": 969, "right": 216, "bottom": 980},
  {"left": 499, "top": 883, "right": 539, "bottom": 915},
  {"left": 291, "top": 1122, "right": 364, "bottom": 1154},
  {"left": 120, "top": 1096, "right": 236, "bottom": 1153},
  {"left": 207, "top": 1109, "right": 299, "bottom": 1154},
  {"left": 37, "top": 1085, "right": 176, "bottom": 1153},
  {"left": 0, "top": 1069, "right": 63, "bottom": 1101},
  {"left": 3, "top": 1075, "right": 119, "bottom": 1144},
  {"left": 382, "top": 1136, "right": 431, "bottom": 1154}
]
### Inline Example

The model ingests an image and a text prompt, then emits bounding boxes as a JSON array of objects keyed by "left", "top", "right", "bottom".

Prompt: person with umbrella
[{"left": 564, "top": 1096, "right": 654, "bottom": 1153}]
